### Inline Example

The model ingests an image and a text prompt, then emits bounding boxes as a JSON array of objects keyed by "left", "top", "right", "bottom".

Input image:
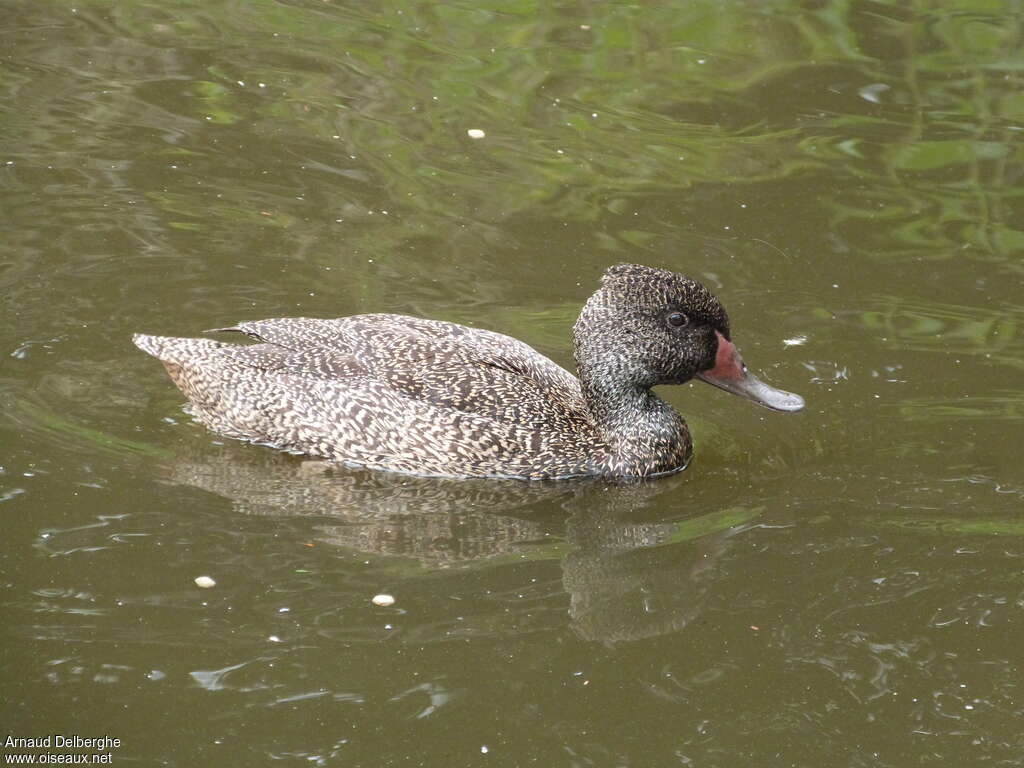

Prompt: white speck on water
[
  {"left": 372, "top": 594, "right": 395, "bottom": 607},
  {"left": 237, "top": 80, "right": 245, "bottom": 87},
  {"left": 697, "top": 58, "right": 707, "bottom": 64},
  {"left": 858, "top": 83, "right": 891, "bottom": 103},
  {"left": 194, "top": 576, "right": 216, "bottom": 589},
  {"left": 783, "top": 335, "right": 807, "bottom": 346},
  {"left": 268, "top": 635, "right": 282, "bottom": 643},
  {"left": 467, "top": 128, "right": 486, "bottom": 139},
  {"left": 481, "top": 746, "right": 489, "bottom": 754},
  {"left": 278, "top": 607, "right": 290, "bottom": 613}
]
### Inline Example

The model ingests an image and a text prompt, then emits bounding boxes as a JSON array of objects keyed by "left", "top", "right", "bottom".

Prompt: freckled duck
[{"left": 133, "top": 263, "right": 803, "bottom": 479}]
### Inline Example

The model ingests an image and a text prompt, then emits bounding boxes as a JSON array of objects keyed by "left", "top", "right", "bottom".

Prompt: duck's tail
[
  {"left": 132, "top": 333, "right": 171, "bottom": 359},
  {"left": 134, "top": 332, "right": 241, "bottom": 421},
  {"left": 132, "top": 333, "right": 225, "bottom": 364}
]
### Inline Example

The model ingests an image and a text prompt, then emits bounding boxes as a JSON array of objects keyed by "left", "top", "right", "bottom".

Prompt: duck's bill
[{"left": 696, "top": 332, "right": 805, "bottom": 413}]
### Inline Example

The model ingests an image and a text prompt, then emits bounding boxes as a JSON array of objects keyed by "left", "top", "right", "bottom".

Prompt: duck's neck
[{"left": 578, "top": 365, "right": 692, "bottom": 476}]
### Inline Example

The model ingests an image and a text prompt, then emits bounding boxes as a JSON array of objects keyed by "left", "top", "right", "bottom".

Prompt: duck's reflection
[
  {"left": 162, "top": 440, "right": 760, "bottom": 643},
  {"left": 561, "top": 481, "right": 760, "bottom": 643}
]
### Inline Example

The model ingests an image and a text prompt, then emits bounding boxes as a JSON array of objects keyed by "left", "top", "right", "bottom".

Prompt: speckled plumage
[{"left": 134, "top": 264, "right": 744, "bottom": 479}]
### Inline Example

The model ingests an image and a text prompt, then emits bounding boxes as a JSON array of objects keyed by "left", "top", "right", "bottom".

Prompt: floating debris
[
  {"left": 372, "top": 593, "right": 395, "bottom": 607},
  {"left": 783, "top": 335, "right": 808, "bottom": 347},
  {"left": 858, "top": 83, "right": 890, "bottom": 104},
  {"left": 466, "top": 128, "right": 486, "bottom": 139},
  {"left": 194, "top": 575, "right": 216, "bottom": 589}
]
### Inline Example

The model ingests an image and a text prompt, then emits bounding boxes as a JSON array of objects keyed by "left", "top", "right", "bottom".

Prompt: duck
[{"left": 133, "top": 263, "right": 804, "bottom": 480}]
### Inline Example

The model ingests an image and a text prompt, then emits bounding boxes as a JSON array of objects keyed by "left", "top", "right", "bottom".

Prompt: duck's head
[{"left": 573, "top": 263, "right": 804, "bottom": 412}]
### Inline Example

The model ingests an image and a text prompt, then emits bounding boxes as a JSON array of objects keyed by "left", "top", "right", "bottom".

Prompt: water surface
[{"left": 2, "top": 1, "right": 1023, "bottom": 765}]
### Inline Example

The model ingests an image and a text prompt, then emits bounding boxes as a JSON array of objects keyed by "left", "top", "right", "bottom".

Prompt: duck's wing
[
  {"left": 209, "top": 314, "right": 586, "bottom": 424},
  {"left": 134, "top": 315, "right": 599, "bottom": 477},
  {"left": 211, "top": 314, "right": 576, "bottom": 388}
]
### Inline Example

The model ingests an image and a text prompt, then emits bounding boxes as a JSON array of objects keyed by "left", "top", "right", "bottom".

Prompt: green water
[{"left": 2, "top": 0, "right": 1023, "bottom": 765}]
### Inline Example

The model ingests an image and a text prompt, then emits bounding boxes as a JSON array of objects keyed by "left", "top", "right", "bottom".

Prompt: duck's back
[{"left": 134, "top": 314, "right": 603, "bottom": 478}]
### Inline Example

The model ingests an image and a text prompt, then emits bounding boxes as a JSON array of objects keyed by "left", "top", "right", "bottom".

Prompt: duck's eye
[{"left": 666, "top": 312, "right": 688, "bottom": 328}]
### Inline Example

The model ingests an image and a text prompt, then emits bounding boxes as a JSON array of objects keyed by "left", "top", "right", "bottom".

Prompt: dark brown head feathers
[{"left": 598, "top": 263, "right": 729, "bottom": 338}]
